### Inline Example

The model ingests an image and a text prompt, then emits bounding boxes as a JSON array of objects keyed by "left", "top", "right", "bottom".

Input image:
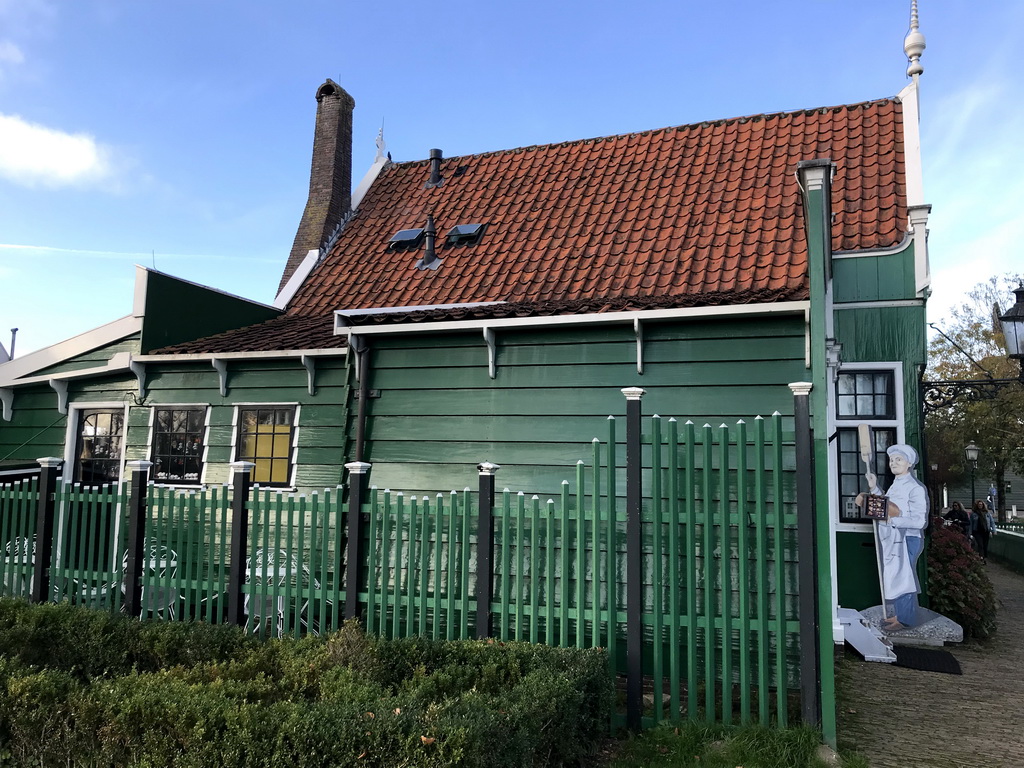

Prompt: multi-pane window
[
  {"left": 836, "top": 371, "right": 896, "bottom": 419},
  {"left": 237, "top": 407, "right": 295, "bottom": 486},
  {"left": 838, "top": 426, "right": 897, "bottom": 523},
  {"left": 75, "top": 409, "right": 125, "bottom": 484},
  {"left": 835, "top": 368, "right": 899, "bottom": 523},
  {"left": 152, "top": 408, "right": 206, "bottom": 483}
]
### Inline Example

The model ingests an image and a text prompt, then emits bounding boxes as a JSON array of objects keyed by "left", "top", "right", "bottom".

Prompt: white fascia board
[
  {"left": 134, "top": 349, "right": 346, "bottom": 363},
  {"left": 2, "top": 351, "right": 134, "bottom": 389},
  {"left": 336, "top": 301, "right": 506, "bottom": 324},
  {"left": 0, "top": 315, "right": 143, "bottom": 386},
  {"left": 336, "top": 301, "right": 811, "bottom": 337},
  {"left": 897, "top": 82, "right": 925, "bottom": 207},
  {"left": 351, "top": 156, "right": 390, "bottom": 210},
  {"left": 273, "top": 249, "right": 320, "bottom": 309},
  {"left": 832, "top": 232, "right": 912, "bottom": 260}
]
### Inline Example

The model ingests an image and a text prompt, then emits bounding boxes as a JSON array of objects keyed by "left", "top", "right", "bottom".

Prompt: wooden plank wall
[
  {"left": 0, "top": 356, "right": 351, "bottom": 492},
  {"left": 357, "top": 315, "right": 807, "bottom": 499}
]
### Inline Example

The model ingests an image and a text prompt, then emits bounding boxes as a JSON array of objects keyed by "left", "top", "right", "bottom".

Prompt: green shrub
[
  {"left": 0, "top": 597, "right": 254, "bottom": 680},
  {"left": 927, "top": 515, "right": 997, "bottom": 638},
  {"left": 0, "top": 602, "right": 612, "bottom": 767}
]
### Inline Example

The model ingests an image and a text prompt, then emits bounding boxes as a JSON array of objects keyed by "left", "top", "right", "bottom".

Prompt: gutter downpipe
[{"left": 352, "top": 337, "right": 370, "bottom": 463}]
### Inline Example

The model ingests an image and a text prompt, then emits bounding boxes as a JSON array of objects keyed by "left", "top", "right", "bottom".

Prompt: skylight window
[
  {"left": 388, "top": 228, "right": 424, "bottom": 251},
  {"left": 444, "top": 223, "right": 486, "bottom": 247}
]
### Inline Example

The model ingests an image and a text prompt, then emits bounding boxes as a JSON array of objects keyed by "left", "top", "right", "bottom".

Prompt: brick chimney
[{"left": 279, "top": 79, "right": 355, "bottom": 293}]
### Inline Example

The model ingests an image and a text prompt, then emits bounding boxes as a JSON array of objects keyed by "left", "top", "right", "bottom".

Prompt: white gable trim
[
  {"left": 0, "top": 315, "right": 143, "bottom": 387},
  {"left": 336, "top": 300, "right": 810, "bottom": 337},
  {"left": 273, "top": 249, "right": 320, "bottom": 309}
]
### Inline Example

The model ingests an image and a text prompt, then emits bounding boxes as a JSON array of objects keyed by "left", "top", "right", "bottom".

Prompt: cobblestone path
[{"left": 837, "top": 560, "right": 1024, "bottom": 767}]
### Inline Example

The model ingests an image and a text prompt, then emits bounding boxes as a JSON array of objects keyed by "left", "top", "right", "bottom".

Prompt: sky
[{"left": 1, "top": 0, "right": 1022, "bottom": 358}]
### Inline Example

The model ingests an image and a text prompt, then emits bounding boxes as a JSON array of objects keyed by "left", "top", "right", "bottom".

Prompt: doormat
[{"left": 893, "top": 646, "right": 962, "bottom": 675}]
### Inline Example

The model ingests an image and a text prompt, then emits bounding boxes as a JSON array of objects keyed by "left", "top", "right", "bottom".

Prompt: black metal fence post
[
  {"left": 122, "top": 460, "right": 153, "bottom": 617},
  {"left": 344, "top": 461, "right": 372, "bottom": 621},
  {"left": 790, "top": 381, "right": 822, "bottom": 727},
  {"left": 622, "top": 386, "right": 646, "bottom": 732},
  {"left": 475, "top": 461, "right": 500, "bottom": 639},
  {"left": 226, "top": 462, "right": 254, "bottom": 627},
  {"left": 31, "top": 457, "right": 62, "bottom": 604}
]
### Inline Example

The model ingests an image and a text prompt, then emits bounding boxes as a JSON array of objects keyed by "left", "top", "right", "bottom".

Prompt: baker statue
[{"left": 856, "top": 444, "right": 929, "bottom": 631}]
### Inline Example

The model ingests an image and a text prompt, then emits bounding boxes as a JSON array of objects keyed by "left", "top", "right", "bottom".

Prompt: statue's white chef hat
[{"left": 886, "top": 444, "right": 918, "bottom": 467}]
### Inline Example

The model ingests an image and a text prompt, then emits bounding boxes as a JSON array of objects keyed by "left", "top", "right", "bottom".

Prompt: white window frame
[
  {"left": 230, "top": 403, "right": 301, "bottom": 490},
  {"left": 146, "top": 404, "right": 211, "bottom": 487},
  {"left": 830, "top": 362, "right": 905, "bottom": 533},
  {"left": 62, "top": 402, "right": 131, "bottom": 486}
]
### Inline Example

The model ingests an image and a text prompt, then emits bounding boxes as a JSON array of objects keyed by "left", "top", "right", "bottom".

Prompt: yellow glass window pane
[{"left": 253, "top": 459, "right": 273, "bottom": 484}]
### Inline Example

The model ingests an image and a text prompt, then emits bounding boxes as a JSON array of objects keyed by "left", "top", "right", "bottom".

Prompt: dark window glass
[
  {"left": 838, "top": 427, "right": 897, "bottom": 523},
  {"left": 152, "top": 408, "right": 206, "bottom": 483},
  {"left": 237, "top": 407, "right": 295, "bottom": 486},
  {"left": 836, "top": 371, "right": 896, "bottom": 419},
  {"left": 75, "top": 409, "right": 125, "bottom": 485}
]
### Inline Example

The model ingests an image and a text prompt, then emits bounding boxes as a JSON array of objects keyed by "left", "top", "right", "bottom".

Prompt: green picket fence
[
  {"left": 360, "top": 412, "right": 799, "bottom": 728},
  {"left": 0, "top": 409, "right": 808, "bottom": 730},
  {"left": 0, "top": 477, "right": 39, "bottom": 600}
]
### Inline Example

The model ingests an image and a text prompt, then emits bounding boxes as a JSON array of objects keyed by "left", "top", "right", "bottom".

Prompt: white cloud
[
  {"left": 0, "top": 113, "right": 114, "bottom": 188},
  {"left": 0, "top": 40, "right": 23, "bottom": 66}
]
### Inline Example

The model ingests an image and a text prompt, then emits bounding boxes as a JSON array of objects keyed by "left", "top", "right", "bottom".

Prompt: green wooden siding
[
  {"left": 0, "top": 356, "right": 350, "bottom": 492},
  {"left": 355, "top": 315, "right": 808, "bottom": 499},
  {"left": 831, "top": 242, "right": 916, "bottom": 303},
  {"left": 139, "top": 271, "right": 281, "bottom": 353},
  {"left": 832, "top": 284, "right": 928, "bottom": 613},
  {"left": 0, "top": 384, "right": 69, "bottom": 462}
]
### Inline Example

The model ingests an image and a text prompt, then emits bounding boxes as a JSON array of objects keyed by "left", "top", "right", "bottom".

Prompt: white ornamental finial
[
  {"left": 374, "top": 120, "right": 387, "bottom": 161},
  {"left": 904, "top": 0, "right": 926, "bottom": 78}
]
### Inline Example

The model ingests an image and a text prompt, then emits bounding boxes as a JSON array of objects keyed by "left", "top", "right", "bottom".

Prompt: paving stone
[{"left": 837, "top": 561, "right": 1024, "bottom": 767}]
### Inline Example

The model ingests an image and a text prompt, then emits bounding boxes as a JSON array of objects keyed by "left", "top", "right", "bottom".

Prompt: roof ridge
[{"left": 384, "top": 97, "right": 901, "bottom": 167}]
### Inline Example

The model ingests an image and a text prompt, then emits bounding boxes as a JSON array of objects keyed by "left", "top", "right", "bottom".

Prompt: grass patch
[{"left": 607, "top": 722, "right": 870, "bottom": 768}]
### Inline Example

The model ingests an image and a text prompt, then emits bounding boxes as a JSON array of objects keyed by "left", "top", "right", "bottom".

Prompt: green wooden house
[{"left": 1, "top": 52, "right": 931, "bottom": 660}]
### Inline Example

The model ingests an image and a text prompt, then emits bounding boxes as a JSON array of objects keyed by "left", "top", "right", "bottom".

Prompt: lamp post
[
  {"left": 922, "top": 283, "right": 1024, "bottom": 413},
  {"left": 999, "top": 282, "right": 1024, "bottom": 369},
  {"left": 965, "top": 442, "right": 980, "bottom": 505}
]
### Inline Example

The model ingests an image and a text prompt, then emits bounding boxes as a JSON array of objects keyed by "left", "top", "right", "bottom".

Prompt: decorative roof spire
[
  {"left": 375, "top": 120, "right": 387, "bottom": 162},
  {"left": 904, "top": 0, "right": 926, "bottom": 78}
]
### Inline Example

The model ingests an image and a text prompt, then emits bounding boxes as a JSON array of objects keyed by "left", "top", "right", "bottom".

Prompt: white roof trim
[
  {"left": 832, "top": 232, "right": 912, "bottom": 259},
  {"left": 2, "top": 351, "right": 134, "bottom": 388},
  {"left": 135, "top": 349, "right": 346, "bottom": 362},
  {"left": 273, "top": 249, "right": 319, "bottom": 309},
  {"left": 0, "top": 315, "right": 143, "bottom": 386},
  {"left": 351, "top": 154, "right": 390, "bottom": 211},
  {"left": 336, "top": 300, "right": 810, "bottom": 336},
  {"left": 336, "top": 301, "right": 506, "bottom": 324},
  {"left": 897, "top": 81, "right": 925, "bottom": 207}
]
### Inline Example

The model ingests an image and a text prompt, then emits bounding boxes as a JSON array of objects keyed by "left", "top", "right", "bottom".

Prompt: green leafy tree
[{"left": 925, "top": 273, "right": 1024, "bottom": 521}]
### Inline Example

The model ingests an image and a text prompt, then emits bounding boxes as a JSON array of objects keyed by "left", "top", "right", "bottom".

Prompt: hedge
[{"left": 0, "top": 599, "right": 612, "bottom": 767}]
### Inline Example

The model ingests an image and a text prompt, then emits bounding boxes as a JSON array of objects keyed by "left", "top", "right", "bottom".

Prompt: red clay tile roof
[
  {"left": 152, "top": 314, "right": 342, "bottom": 355},
  {"left": 286, "top": 98, "right": 906, "bottom": 317},
  {"left": 154, "top": 97, "right": 905, "bottom": 354}
]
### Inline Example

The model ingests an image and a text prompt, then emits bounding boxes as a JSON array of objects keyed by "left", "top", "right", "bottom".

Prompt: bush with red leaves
[{"left": 927, "top": 515, "right": 997, "bottom": 638}]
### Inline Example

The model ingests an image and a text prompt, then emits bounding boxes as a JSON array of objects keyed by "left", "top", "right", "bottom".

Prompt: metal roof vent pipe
[
  {"left": 425, "top": 148, "right": 443, "bottom": 188},
  {"left": 416, "top": 214, "right": 442, "bottom": 270}
]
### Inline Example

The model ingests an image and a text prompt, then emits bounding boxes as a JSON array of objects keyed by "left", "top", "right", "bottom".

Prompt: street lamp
[
  {"left": 999, "top": 282, "right": 1024, "bottom": 375},
  {"left": 965, "top": 442, "right": 980, "bottom": 505},
  {"left": 923, "top": 283, "right": 1024, "bottom": 413}
]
